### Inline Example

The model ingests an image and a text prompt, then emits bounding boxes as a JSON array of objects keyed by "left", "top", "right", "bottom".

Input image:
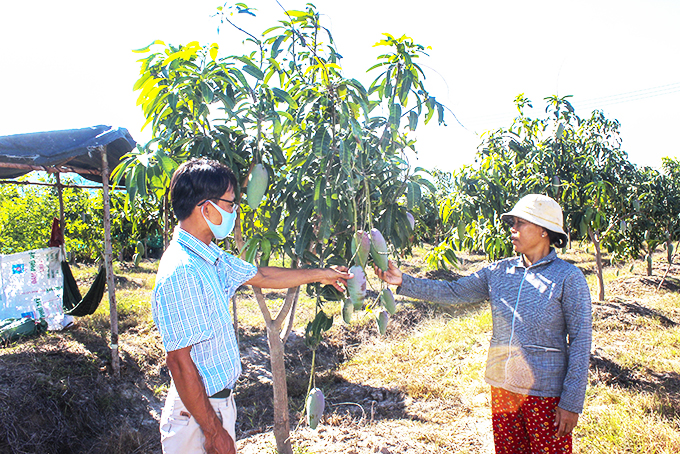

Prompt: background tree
[{"left": 433, "top": 94, "right": 643, "bottom": 301}]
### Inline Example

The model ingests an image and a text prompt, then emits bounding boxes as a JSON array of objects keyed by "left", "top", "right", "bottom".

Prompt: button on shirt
[{"left": 152, "top": 228, "right": 257, "bottom": 396}]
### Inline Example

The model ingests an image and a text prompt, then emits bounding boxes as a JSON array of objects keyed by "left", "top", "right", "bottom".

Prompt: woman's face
[{"left": 509, "top": 216, "right": 549, "bottom": 255}]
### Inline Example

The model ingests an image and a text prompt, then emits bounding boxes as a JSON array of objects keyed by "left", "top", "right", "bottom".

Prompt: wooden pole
[
  {"left": 55, "top": 173, "right": 66, "bottom": 238},
  {"left": 100, "top": 146, "right": 120, "bottom": 376}
]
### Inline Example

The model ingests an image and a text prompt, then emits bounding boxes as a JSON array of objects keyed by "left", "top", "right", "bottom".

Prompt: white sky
[{"left": 1, "top": 0, "right": 679, "bottom": 173}]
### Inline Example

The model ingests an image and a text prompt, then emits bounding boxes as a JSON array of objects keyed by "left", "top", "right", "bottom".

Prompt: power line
[
  {"left": 572, "top": 82, "right": 680, "bottom": 110},
  {"left": 455, "top": 82, "right": 680, "bottom": 131}
]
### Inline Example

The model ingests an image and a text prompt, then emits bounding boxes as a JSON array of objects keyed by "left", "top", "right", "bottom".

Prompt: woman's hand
[
  {"left": 373, "top": 260, "right": 403, "bottom": 286},
  {"left": 554, "top": 406, "right": 579, "bottom": 438}
]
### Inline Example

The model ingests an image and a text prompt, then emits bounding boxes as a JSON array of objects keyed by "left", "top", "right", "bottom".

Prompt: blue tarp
[{"left": 0, "top": 125, "right": 136, "bottom": 183}]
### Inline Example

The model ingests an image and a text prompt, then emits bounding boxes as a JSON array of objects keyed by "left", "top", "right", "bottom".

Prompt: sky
[{"left": 1, "top": 0, "right": 679, "bottom": 173}]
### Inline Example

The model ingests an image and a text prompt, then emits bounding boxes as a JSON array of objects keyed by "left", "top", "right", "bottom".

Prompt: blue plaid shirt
[
  {"left": 398, "top": 249, "right": 592, "bottom": 414},
  {"left": 151, "top": 227, "right": 257, "bottom": 395}
]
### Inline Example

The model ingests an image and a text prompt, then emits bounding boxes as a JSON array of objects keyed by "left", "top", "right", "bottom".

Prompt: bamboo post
[
  {"left": 55, "top": 173, "right": 65, "bottom": 236},
  {"left": 100, "top": 146, "right": 120, "bottom": 376},
  {"left": 55, "top": 173, "right": 67, "bottom": 260}
]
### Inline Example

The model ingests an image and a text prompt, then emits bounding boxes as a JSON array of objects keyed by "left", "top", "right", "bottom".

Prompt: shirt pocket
[{"left": 522, "top": 346, "right": 566, "bottom": 390}]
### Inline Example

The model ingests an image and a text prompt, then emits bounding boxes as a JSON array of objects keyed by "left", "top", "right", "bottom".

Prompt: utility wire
[{"left": 455, "top": 82, "right": 680, "bottom": 131}]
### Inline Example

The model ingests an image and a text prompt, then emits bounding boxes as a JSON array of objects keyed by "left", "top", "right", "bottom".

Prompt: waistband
[{"left": 210, "top": 388, "right": 233, "bottom": 399}]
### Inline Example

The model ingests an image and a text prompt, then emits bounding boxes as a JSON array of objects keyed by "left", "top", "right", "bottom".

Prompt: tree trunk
[
  {"left": 252, "top": 286, "right": 299, "bottom": 454},
  {"left": 588, "top": 227, "right": 605, "bottom": 302},
  {"left": 266, "top": 319, "right": 292, "bottom": 454}
]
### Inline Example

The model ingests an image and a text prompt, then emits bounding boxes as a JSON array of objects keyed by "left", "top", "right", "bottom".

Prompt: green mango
[
  {"left": 406, "top": 212, "right": 415, "bottom": 231},
  {"left": 347, "top": 265, "right": 366, "bottom": 310},
  {"left": 342, "top": 299, "right": 353, "bottom": 324},
  {"left": 351, "top": 230, "right": 371, "bottom": 268},
  {"left": 381, "top": 288, "right": 396, "bottom": 315},
  {"left": 247, "top": 164, "right": 268, "bottom": 209},
  {"left": 370, "top": 228, "right": 389, "bottom": 271},
  {"left": 306, "top": 388, "right": 325, "bottom": 429},
  {"left": 377, "top": 310, "right": 389, "bottom": 335}
]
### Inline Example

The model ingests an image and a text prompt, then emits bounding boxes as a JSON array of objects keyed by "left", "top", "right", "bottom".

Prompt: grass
[
  {"left": 579, "top": 385, "right": 680, "bottom": 454},
  {"left": 3, "top": 245, "right": 680, "bottom": 454}
]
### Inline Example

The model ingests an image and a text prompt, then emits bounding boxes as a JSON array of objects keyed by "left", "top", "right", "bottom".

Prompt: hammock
[{"left": 61, "top": 261, "right": 107, "bottom": 316}]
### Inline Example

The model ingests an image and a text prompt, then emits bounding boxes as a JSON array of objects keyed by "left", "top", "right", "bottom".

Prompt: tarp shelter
[{"left": 0, "top": 125, "right": 136, "bottom": 375}]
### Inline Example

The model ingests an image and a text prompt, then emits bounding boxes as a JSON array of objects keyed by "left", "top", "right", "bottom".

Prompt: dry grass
[{"left": 2, "top": 246, "right": 680, "bottom": 454}]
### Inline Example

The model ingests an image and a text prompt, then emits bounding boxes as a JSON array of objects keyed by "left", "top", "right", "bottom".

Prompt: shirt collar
[
  {"left": 174, "top": 227, "right": 221, "bottom": 265},
  {"left": 512, "top": 248, "right": 558, "bottom": 269}
]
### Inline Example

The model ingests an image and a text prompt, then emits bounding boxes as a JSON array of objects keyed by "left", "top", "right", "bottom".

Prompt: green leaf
[
  {"left": 242, "top": 65, "right": 264, "bottom": 80},
  {"left": 271, "top": 87, "right": 298, "bottom": 109},
  {"left": 388, "top": 103, "right": 402, "bottom": 128},
  {"left": 132, "top": 40, "right": 166, "bottom": 53},
  {"left": 245, "top": 238, "right": 261, "bottom": 264},
  {"left": 408, "top": 111, "right": 418, "bottom": 130},
  {"left": 259, "top": 238, "right": 272, "bottom": 266},
  {"left": 406, "top": 182, "right": 421, "bottom": 210},
  {"left": 295, "top": 222, "right": 315, "bottom": 258},
  {"left": 312, "top": 128, "right": 332, "bottom": 156},
  {"left": 304, "top": 310, "right": 333, "bottom": 349},
  {"left": 135, "top": 165, "right": 147, "bottom": 199}
]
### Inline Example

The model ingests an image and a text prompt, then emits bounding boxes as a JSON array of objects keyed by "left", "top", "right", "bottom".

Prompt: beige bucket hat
[{"left": 501, "top": 194, "right": 567, "bottom": 242}]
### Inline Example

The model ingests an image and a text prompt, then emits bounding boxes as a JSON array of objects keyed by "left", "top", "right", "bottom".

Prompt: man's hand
[
  {"left": 319, "top": 265, "right": 353, "bottom": 292},
  {"left": 555, "top": 406, "right": 579, "bottom": 438},
  {"left": 373, "top": 260, "right": 403, "bottom": 286},
  {"left": 203, "top": 427, "right": 236, "bottom": 454}
]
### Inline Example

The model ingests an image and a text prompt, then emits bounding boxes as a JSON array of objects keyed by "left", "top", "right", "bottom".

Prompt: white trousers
[{"left": 159, "top": 384, "right": 237, "bottom": 454}]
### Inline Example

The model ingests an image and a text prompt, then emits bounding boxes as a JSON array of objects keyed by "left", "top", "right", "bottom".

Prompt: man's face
[{"left": 202, "top": 187, "right": 237, "bottom": 224}]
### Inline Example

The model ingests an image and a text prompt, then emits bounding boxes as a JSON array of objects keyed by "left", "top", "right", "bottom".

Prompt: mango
[
  {"left": 370, "top": 228, "right": 389, "bottom": 271},
  {"left": 133, "top": 253, "right": 141, "bottom": 267},
  {"left": 406, "top": 212, "right": 415, "bottom": 231},
  {"left": 247, "top": 163, "right": 268, "bottom": 209},
  {"left": 381, "top": 288, "right": 396, "bottom": 315},
  {"left": 377, "top": 310, "right": 389, "bottom": 335},
  {"left": 347, "top": 265, "right": 366, "bottom": 310},
  {"left": 351, "top": 230, "right": 371, "bottom": 268},
  {"left": 306, "top": 387, "right": 325, "bottom": 429},
  {"left": 342, "top": 299, "right": 353, "bottom": 324}
]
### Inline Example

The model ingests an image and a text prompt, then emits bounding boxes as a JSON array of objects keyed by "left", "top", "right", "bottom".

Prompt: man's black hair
[{"left": 170, "top": 159, "right": 238, "bottom": 221}]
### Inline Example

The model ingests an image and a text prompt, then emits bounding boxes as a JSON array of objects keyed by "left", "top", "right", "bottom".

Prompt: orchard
[{"left": 2, "top": 4, "right": 678, "bottom": 454}]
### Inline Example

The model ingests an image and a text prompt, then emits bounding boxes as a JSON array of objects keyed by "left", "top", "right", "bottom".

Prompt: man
[{"left": 152, "top": 158, "right": 351, "bottom": 454}]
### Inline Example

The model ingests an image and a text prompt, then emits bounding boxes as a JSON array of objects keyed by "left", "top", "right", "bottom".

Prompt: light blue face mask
[{"left": 202, "top": 200, "right": 237, "bottom": 240}]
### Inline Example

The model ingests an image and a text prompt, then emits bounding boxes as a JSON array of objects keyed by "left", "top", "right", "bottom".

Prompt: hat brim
[{"left": 501, "top": 210, "right": 567, "bottom": 237}]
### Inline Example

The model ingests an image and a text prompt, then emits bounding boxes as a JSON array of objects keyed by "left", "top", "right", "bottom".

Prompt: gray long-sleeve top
[{"left": 398, "top": 249, "right": 592, "bottom": 413}]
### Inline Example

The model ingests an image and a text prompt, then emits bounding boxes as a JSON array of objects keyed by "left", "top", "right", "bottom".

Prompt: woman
[{"left": 374, "top": 194, "right": 592, "bottom": 454}]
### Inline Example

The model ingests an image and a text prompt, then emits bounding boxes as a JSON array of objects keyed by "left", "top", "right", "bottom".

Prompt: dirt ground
[{"left": 1, "top": 258, "right": 679, "bottom": 453}]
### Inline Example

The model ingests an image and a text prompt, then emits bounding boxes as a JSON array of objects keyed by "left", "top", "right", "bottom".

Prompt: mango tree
[
  {"left": 118, "top": 4, "right": 446, "bottom": 453},
  {"left": 435, "top": 94, "right": 641, "bottom": 301},
  {"left": 218, "top": 7, "right": 445, "bottom": 452},
  {"left": 624, "top": 161, "right": 680, "bottom": 276}
]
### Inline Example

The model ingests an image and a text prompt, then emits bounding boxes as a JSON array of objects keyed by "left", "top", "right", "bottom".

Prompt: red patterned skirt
[{"left": 491, "top": 387, "right": 572, "bottom": 454}]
